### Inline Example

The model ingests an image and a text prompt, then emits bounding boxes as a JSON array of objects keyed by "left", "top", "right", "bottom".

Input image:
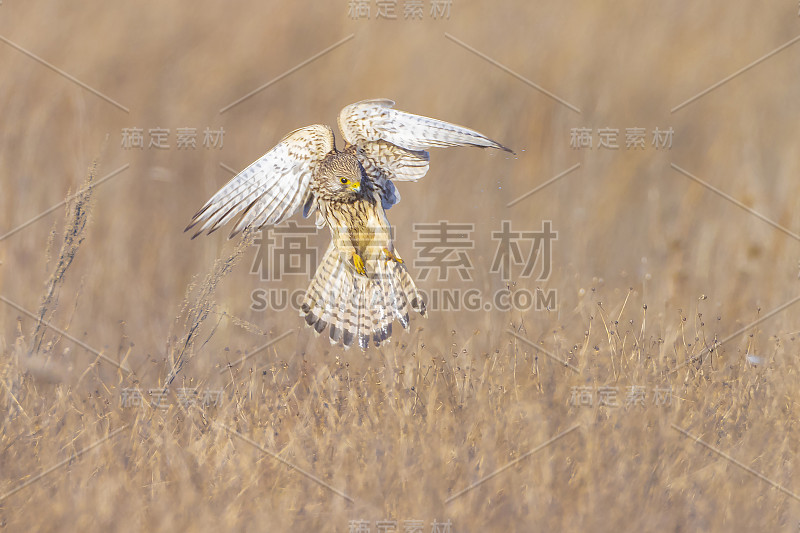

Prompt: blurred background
[
  {"left": 2, "top": 1, "right": 800, "bottom": 531},
  {"left": 3, "top": 0, "right": 800, "bottom": 370}
]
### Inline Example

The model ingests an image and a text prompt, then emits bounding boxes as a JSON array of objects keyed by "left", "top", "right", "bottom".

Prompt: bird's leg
[
  {"left": 383, "top": 247, "right": 403, "bottom": 264},
  {"left": 352, "top": 252, "right": 367, "bottom": 276}
]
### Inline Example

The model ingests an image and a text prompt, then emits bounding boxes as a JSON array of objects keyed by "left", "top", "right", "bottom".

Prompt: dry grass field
[{"left": 2, "top": 1, "right": 800, "bottom": 531}]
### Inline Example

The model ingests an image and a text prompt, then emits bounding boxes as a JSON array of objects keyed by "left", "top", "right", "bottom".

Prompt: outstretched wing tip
[
  {"left": 228, "top": 224, "right": 249, "bottom": 239},
  {"left": 340, "top": 99, "right": 513, "bottom": 155},
  {"left": 493, "top": 141, "right": 515, "bottom": 155},
  {"left": 185, "top": 124, "right": 334, "bottom": 240}
]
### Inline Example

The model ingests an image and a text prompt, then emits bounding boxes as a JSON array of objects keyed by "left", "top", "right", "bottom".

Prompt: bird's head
[{"left": 316, "top": 152, "right": 365, "bottom": 202}]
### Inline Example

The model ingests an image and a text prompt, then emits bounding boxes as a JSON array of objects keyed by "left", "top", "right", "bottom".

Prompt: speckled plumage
[{"left": 186, "top": 99, "right": 511, "bottom": 349}]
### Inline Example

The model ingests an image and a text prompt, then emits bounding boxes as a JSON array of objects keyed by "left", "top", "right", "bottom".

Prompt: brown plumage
[{"left": 186, "top": 99, "right": 511, "bottom": 349}]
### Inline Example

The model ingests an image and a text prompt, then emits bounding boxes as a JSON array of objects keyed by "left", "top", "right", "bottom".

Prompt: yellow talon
[
  {"left": 352, "top": 253, "right": 367, "bottom": 276},
  {"left": 383, "top": 247, "right": 403, "bottom": 264}
]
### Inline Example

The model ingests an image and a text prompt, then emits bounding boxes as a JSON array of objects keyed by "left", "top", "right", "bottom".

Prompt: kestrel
[{"left": 186, "top": 99, "right": 511, "bottom": 349}]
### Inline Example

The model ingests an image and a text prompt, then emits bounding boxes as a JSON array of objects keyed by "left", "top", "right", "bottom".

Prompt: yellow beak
[{"left": 350, "top": 181, "right": 361, "bottom": 191}]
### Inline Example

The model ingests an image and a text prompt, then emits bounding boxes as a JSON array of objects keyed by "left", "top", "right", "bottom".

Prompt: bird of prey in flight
[{"left": 187, "top": 99, "right": 511, "bottom": 349}]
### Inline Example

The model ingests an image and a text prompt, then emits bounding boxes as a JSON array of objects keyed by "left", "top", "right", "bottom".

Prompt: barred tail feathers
[{"left": 301, "top": 243, "right": 426, "bottom": 349}]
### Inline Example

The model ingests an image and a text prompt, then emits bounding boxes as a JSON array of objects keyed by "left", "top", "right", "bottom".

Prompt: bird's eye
[{"left": 339, "top": 177, "right": 348, "bottom": 184}]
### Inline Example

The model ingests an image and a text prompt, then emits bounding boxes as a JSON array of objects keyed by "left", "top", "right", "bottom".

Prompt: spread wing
[
  {"left": 186, "top": 124, "right": 334, "bottom": 238},
  {"left": 337, "top": 98, "right": 512, "bottom": 185}
]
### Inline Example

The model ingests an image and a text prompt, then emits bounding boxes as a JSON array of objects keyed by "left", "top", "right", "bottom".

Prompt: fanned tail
[{"left": 301, "top": 243, "right": 426, "bottom": 349}]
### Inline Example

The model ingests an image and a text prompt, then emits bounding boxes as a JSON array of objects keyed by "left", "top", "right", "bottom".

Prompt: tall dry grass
[{"left": 1, "top": 1, "right": 800, "bottom": 531}]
